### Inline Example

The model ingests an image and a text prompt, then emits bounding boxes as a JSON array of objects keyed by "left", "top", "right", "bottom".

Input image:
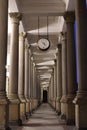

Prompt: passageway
[{"left": 17, "top": 104, "right": 76, "bottom": 130}]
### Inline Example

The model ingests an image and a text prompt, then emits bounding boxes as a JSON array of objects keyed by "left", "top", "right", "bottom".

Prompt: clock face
[{"left": 38, "top": 38, "right": 50, "bottom": 50}]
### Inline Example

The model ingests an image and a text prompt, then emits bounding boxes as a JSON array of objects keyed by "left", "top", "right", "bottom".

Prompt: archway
[{"left": 43, "top": 90, "right": 48, "bottom": 103}]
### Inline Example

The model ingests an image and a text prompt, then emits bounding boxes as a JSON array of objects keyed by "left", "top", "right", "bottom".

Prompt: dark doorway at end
[{"left": 43, "top": 90, "right": 48, "bottom": 103}]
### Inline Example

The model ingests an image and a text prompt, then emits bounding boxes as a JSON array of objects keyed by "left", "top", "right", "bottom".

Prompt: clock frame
[{"left": 37, "top": 38, "right": 50, "bottom": 51}]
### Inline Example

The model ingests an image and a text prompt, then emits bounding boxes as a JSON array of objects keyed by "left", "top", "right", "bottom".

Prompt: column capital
[
  {"left": 19, "top": 32, "right": 27, "bottom": 38},
  {"left": 9, "top": 12, "right": 22, "bottom": 23},
  {"left": 64, "top": 11, "right": 75, "bottom": 23},
  {"left": 60, "top": 32, "right": 67, "bottom": 42}
]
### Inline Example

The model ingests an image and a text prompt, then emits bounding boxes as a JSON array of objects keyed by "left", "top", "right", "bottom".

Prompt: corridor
[
  {"left": 1, "top": 0, "right": 87, "bottom": 130},
  {"left": 17, "top": 104, "right": 76, "bottom": 130}
]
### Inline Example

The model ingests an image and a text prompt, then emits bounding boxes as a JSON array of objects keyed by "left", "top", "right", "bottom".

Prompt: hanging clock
[{"left": 38, "top": 38, "right": 50, "bottom": 51}]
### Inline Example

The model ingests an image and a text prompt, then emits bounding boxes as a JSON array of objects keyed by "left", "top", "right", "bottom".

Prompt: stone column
[
  {"left": 30, "top": 57, "right": 33, "bottom": 112},
  {"left": 60, "top": 33, "right": 67, "bottom": 119},
  {"left": 53, "top": 64, "right": 57, "bottom": 109},
  {"left": 48, "top": 80, "right": 51, "bottom": 104},
  {"left": 37, "top": 75, "right": 41, "bottom": 105},
  {"left": 18, "top": 32, "right": 26, "bottom": 121},
  {"left": 73, "top": 0, "right": 87, "bottom": 129},
  {"left": 0, "top": 0, "right": 8, "bottom": 129},
  {"left": 56, "top": 44, "right": 62, "bottom": 115},
  {"left": 28, "top": 49, "right": 31, "bottom": 114},
  {"left": 24, "top": 43, "right": 29, "bottom": 119},
  {"left": 36, "top": 75, "right": 39, "bottom": 105},
  {"left": 33, "top": 65, "right": 37, "bottom": 109},
  {"left": 50, "top": 72, "right": 54, "bottom": 107},
  {"left": 8, "top": 12, "right": 22, "bottom": 126},
  {"left": 64, "top": 12, "right": 77, "bottom": 125},
  {"left": 31, "top": 62, "right": 35, "bottom": 111}
]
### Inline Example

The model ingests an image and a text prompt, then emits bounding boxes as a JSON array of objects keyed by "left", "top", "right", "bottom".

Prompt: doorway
[{"left": 43, "top": 90, "right": 48, "bottom": 103}]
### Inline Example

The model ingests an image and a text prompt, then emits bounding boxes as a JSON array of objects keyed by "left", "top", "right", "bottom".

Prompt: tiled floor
[{"left": 15, "top": 103, "right": 77, "bottom": 130}]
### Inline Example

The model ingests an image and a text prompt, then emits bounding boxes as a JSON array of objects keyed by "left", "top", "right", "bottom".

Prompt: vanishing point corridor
[
  {"left": 1, "top": 0, "right": 87, "bottom": 130},
  {"left": 16, "top": 104, "right": 76, "bottom": 130}
]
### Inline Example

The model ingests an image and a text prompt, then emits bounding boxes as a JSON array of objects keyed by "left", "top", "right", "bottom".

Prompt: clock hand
[{"left": 42, "top": 42, "right": 46, "bottom": 46}]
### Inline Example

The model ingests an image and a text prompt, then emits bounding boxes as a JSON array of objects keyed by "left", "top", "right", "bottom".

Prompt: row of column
[
  {"left": 0, "top": 0, "right": 87, "bottom": 130},
  {"left": 48, "top": 0, "right": 87, "bottom": 129},
  {"left": 0, "top": 1, "right": 41, "bottom": 129}
]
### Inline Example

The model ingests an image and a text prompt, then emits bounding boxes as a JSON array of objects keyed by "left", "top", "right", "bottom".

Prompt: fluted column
[
  {"left": 0, "top": 0, "right": 8, "bottom": 129},
  {"left": 56, "top": 44, "right": 62, "bottom": 115},
  {"left": 60, "top": 33, "right": 67, "bottom": 119},
  {"left": 64, "top": 12, "right": 77, "bottom": 125},
  {"left": 73, "top": 0, "right": 87, "bottom": 129},
  {"left": 24, "top": 43, "right": 29, "bottom": 118},
  {"left": 8, "top": 12, "right": 22, "bottom": 126},
  {"left": 18, "top": 32, "right": 26, "bottom": 121}
]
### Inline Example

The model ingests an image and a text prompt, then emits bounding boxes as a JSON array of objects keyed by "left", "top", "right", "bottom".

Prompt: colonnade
[
  {"left": 0, "top": 0, "right": 87, "bottom": 130},
  {"left": 0, "top": 1, "right": 41, "bottom": 129},
  {"left": 48, "top": 1, "right": 87, "bottom": 130}
]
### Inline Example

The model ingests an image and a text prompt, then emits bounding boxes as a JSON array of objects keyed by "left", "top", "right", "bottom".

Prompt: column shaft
[
  {"left": 74, "top": 0, "right": 87, "bottom": 129},
  {"left": 75, "top": 0, "right": 87, "bottom": 91},
  {"left": 24, "top": 43, "right": 30, "bottom": 118},
  {"left": 8, "top": 12, "right": 22, "bottom": 126},
  {"left": 56, "top": 44, "right": 62, "bottom": 115},
  {"left": 18, "top": 32, "right": 26, "bottom": 100},
  {"left": 64, "top": 12, "right": 76, "bottom": 125},
  {"left": 24, "top": 44, "right": 29, "bottom": 100},
  {"left": 9, "top": 13, "right": 21, "bottom": 99},
  {"left": 0, "top": 0, "right": 8, "bottom": 129},
  {"left": 18, "top": 32, "right": 26, "bottom": 121},
  {"left": 53, "top": 64, "right": 57, "bottom": 109},
  {"left": 51, "top": 73, "right": 54, "bottom": 107},
  {"left": 60, "top": 33, "right": 67, "bottom": 119}
]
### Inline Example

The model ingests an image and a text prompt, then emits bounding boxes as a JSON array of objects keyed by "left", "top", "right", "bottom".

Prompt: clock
[{"left": 38, "top": 38, "right": 50, "bottom": 50}]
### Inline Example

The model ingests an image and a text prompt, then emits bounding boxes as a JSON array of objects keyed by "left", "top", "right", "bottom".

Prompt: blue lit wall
[{"left": 74, "top": 20, "right": 78, "bottom": 84}]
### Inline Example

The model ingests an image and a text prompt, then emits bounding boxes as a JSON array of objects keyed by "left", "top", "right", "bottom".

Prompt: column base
[
  {"left": 19, "top": 97, "right": 26, "bottom": 121},
  {"left": 33, "top": 99, "right": 38, "bottom": 111},
  {"left": 8, "top": 99, "right": 21, "bottom": 127},
  {"left": 20, "top": 102, "right": 26, "bottom": 121},
  {"left": 29, "top": 100, "right": 32, "bottom": 114},
  {"left": 52, "top": 98, "right": 56, "bottom": 110},
  {"left": 25, "top": 98, "right": 30, "bottom": 119},
  {"left": 66, "top": 95, "right": 75, "bottom": 125},
  {"left": 73, "top": 91, "right": 87, "bottom": 129},
  {"left": 56, "top": 97, "right": 61, "bottom": 115},
  {"left": 50, "top": 99, "right": 53, "bottom": 107},
  {"left": 31, "top": 99, "right": 35, "bottom": 112},
  {"left": 30, "top": 99, "right": 34, "bottom": 114},
  {"left": 0, "top": 98, "right": 9, "bottom": 130},
  {"left": 60, "top": 96, "right": 67, "bottom": 120}
]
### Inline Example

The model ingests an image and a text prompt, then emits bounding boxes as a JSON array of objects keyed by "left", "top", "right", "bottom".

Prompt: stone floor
[{"left": 14, "top": 103, "right": 77, "bottom": 130}]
